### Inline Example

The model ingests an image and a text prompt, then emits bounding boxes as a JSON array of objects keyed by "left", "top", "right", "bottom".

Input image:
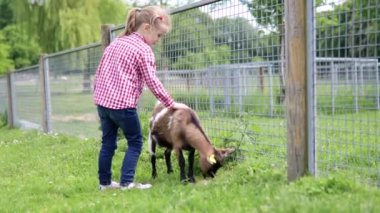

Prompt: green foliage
[
  {"left": 2, "top": 25, "right": 40, "bottom": 69},
  {"left": 0, "top": 110, "right": 7, "bottom": 127},
  {"left": 245, "top": 0, "right": 284, "bottom": 29},
  {"left": 10, "top": 0, "right": 128, "bottom": 53},
  {"left": 316, "top": 0, "right": 380, "bottom": 58},
  {"left": 214, "top": 17, "right": 264, "bottom": 63},
  {"left": 242, "top": 0, "right": 324, "bottom": 29},
  {"left": 0, "top": 0, "right": 38, "bottom": 70},
  {"left": 172, "top": 46, "right": 230, "bottom": 70},
  {"left": 164, "top": 11, "right": 271, "bottom": 68},
  {"left": 163, "top": 9, "right": 216, "bottom": 66},
  {"left": 0, "top": 32, "right": 13, "bottom": 74},
  {"left": 98, "top": 0, "right": 129, "bottom": 26},
  {"left": 0, "top": 0, "right": 13, "bottom": 29}
]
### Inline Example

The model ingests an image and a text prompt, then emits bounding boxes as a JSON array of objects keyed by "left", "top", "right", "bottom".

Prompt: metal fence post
[
  {"left": 268, "top": 65, "right": 274, "bottom": 117},
  {"left": 331, "top": 62, "right": 335, "bottom": 115},
  {"left": 6, "top": 72, "right": 17, "bottom": 128},
  {"left": 359, "top": 63, "right": 364, "bottom": 96},
  {"left": 286, "top": 0, "right": 309, "bottom": 181},
  {"left": 354, "top": 62, "right": 359, "bottom": 113},
  {"left": 208, "top": 70, "right": 214, "bottom": 117},
  {"left": 194, "top": 71, "right": 199, "bottom": 111},
  {"left": 238, "top": 69, "right": 243, "bottom": 114},
  {"left": 224, "top": 68, "right": 231, "bottom": 111},
  {"left": 376, "top": 64, "right": 380, "bottom": 110},
  {"left": 39, "top": 55, "right": 52, "bottom": 133},
  {"left": 307, "top": 0, "right": 316, "bottom": 176},
  {"left": 345, "top": 66, "right": 349, "bottom": 89}
]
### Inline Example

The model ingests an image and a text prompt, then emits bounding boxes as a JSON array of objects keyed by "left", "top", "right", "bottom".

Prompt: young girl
[{"left": 93, "top": 6, "right": 187, "bottom": 190}]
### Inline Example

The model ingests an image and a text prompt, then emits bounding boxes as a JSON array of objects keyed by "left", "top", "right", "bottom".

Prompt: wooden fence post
[
  {"left": 286, "top": 0, "right": 308, "bottom": 181},
  {"left": 101, "top": 24, "right": 114, "bottom": 51}
]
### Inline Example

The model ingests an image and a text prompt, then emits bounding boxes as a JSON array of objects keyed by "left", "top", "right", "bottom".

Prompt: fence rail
[{"left": 0, "top": 0, "right": 379, "bottom": 186}]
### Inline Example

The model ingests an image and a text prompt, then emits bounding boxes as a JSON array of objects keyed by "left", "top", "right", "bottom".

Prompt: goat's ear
[
  {"left": 207, "top": 154, "right": 217, "bottom": 165},
  {"left": 218, "top": 148, "right": 235, "bottom": 158}
]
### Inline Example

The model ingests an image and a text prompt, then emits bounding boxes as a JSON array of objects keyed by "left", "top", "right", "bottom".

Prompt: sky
[{"left": 123, "top": 0, "right": 346, "bottom": 23}]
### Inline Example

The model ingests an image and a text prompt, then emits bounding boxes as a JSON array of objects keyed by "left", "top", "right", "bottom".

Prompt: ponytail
[
  {"left": 120, "top": 8, "right": 141, "bottom": 37},
  {"left": 119, "top": 6, "right": 171, "bottom": 37}
]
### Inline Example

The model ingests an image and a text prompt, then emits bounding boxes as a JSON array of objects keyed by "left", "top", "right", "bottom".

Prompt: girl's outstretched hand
[{"left": 171, "top": 102, "right": 190, "bottom": 110}]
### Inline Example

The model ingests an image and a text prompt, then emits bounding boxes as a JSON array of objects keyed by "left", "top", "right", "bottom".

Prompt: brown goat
[{"left": 148, "top": 102, "right": 234, "bottom": 183}]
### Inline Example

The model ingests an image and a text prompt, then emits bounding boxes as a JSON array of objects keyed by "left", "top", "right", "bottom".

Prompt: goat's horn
[{"left": 207, "top": 154, "right": 217, "bottom": 165}]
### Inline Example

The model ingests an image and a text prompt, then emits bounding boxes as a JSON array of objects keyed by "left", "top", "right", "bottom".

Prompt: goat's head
[{"left": 201, "top": 148, "right": 235, "bottom": 178}]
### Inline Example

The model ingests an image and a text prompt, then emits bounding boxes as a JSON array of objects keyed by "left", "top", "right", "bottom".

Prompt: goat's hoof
[
  {"left": 180, "top": 179, "right": 188, "bottom": 185},
  {"left": 188, "top": 177, "right": 196, "bottom": 183}
]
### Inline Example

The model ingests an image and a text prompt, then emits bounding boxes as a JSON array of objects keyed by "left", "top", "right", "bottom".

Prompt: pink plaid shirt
[{"left": 93, "top": 32, "right": 174, "bottom": 109}]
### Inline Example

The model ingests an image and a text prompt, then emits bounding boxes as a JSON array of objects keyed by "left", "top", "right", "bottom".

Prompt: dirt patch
[{"left": 52, "top": 113, "right": 98, "bottom": 122}]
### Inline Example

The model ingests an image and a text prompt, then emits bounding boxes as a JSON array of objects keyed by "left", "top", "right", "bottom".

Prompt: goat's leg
[
  {"left": 164, "top": 149, "right": 173, "bottom": 174},
  {"left": 150, "top": 135, "right": 157, "bottom": 178},
  {"left": 187, "top": 148, "right": 196, "bottom": 183},
  {"left": 151, "top": 155, "right": 157, "bottom": 178},
  {"left": 175, "top": 149, "right": 187, "bottom": 183}
]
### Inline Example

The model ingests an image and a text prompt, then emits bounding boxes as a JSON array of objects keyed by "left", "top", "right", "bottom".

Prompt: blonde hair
[{"left": 120, "top": 6, "right": 172, "bottom": 37}]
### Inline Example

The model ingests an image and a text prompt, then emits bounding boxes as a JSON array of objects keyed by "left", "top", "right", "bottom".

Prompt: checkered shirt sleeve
[{"left": 93, "top": 32, "right": 174, "bottom": 109}]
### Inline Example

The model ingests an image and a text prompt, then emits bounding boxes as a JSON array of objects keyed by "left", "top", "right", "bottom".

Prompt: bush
[{"left": 0, "top": 110, "right": 7, "bottom": 127}]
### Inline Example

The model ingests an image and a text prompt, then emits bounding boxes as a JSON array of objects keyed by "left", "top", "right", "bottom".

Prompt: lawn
[{"left": 0, "top": 122, "right": 379, "bottom": 212}]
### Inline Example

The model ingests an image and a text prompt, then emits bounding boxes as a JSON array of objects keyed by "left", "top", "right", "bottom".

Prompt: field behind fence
[{"left": 0, "top": 0, "right": 379, "bottom": 186}]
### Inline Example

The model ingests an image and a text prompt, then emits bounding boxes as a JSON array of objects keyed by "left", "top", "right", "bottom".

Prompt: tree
[
  {"left": 2, "top": 25, "right": 40, "bottom": 69},
  {"left": 241, "top": 0, "right": 325, "bottom": 103},
  {"left": 172, "top": 46, "right": 230, "bottom": 70},
  {"left": 0, "top": 32, "right": 13, "bottom": 75},
  {"left": 98, "top": 0, "right": 129, "bottom": 26},
  {"left": 316, "top": 0, "right": 380, "bottom": 59},
  {"left": 214, "top": 17, "right": 268, "bottom": 63},
  {"left": 10, "top": 0, "right": 129, "bottom": 53},
  {"left": 0, "top": 0, "right": 14, "bottom": 74},
  {"left": 157, "top": 9, "right": 231, "bottom": 91},
  {"left": 240, "top": 0, "right": 286, "bottom": 102},
  {"left": 0, "top": 0, "right": 13, "bottom": 29},
  {"left": 0, "top": 0, "right": 40, "bottom": 70},
  {"left": 163, "top": 9, "right": 215, "bottom": 66}
]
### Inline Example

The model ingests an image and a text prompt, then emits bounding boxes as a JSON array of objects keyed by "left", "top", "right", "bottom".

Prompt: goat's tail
[{"left": 189, "top": 110, "right": 212, "bottom": 144}]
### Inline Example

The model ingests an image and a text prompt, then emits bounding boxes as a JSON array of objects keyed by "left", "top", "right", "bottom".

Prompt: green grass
[
  {"left": 0, "top": 125, "right": 379, "bottom": 212},
  {"left": 11, "top": 89, "right": 378, "bottom": 184},
  {"left": 4, "top": 85, "right": 379, "bottom": 184}
]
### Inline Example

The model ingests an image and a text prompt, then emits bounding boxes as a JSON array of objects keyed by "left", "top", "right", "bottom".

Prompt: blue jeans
[{"left": 97, "top": 105, "right": 143, "bottom": 186}]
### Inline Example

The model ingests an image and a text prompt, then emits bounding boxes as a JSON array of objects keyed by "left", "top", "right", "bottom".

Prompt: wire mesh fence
[
  {"left": 46, "top": 43, "right": 102, "bottom": 138},
  {"left": 0, "top": 0, "right": 379, "bottom": 185},
  {"left": 11, "top": 65, "right": 41, "bottom": 129},
  {"left": 315, "top": 0, "right": 379, "bottom": 185},
  {"left": 316, "top": 58, "right": 379, "bottom": 114},
  {"left": 111, "top": 0, "right": 288, "bottom": 165}
]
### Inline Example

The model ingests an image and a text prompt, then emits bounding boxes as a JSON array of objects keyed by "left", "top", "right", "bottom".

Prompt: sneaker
[
  {"left": 120, "top": 182, "right": 152, "bottom": 190},
  {"left": 99, "top": 181, "right": 120, "bottom": 191}
]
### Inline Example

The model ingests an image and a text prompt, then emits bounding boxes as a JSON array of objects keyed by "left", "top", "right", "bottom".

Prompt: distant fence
[{"left": 0, "top": 0, "right": 379, "bottom": 186}]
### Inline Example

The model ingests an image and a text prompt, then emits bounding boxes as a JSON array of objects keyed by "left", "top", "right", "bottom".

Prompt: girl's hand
[{"left": 172, "top": 102, "right": 190, "bottom": 110}]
